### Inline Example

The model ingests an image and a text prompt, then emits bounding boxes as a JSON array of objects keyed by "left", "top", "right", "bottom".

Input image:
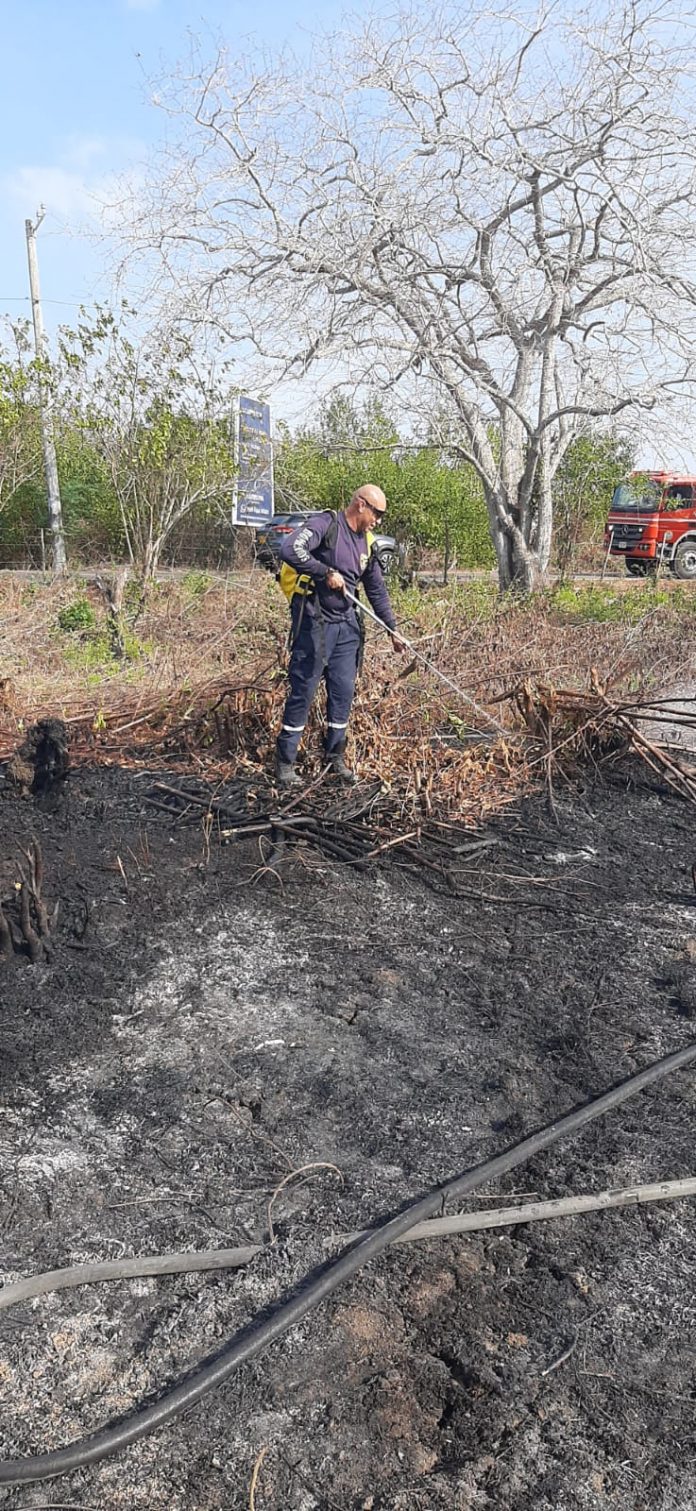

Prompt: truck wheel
[
  {"left": 625, "top": 560, "right": 648, "bottom": 577},
  {"left": 672, "top": 540, "right": 696, "bottom": 580},
  {"left": 377, "top": 548, "right": 396, "bottom": 576}
]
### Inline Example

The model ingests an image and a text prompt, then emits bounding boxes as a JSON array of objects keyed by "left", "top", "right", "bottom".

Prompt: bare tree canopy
[{"left": 124, "top": 1, "right": 696, "bottom": 588}]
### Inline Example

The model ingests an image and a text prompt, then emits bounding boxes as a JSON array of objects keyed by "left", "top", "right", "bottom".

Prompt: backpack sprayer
[{"left": 343, "top": 588, "right": 507, "bottom": 740}]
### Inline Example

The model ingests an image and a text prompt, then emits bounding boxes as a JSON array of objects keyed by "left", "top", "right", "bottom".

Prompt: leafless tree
[{"left": 123, "top": 2, "right": 696, "bottom": 589}]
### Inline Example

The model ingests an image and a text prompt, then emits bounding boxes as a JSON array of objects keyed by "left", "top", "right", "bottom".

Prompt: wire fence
[{"left": 0, "top": 525, "right": 258, "bottom": 572}]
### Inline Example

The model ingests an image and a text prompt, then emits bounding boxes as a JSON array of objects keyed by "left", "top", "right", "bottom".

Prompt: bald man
[{"left": 275, "top": 486, "right": 403, "bottom": 787}]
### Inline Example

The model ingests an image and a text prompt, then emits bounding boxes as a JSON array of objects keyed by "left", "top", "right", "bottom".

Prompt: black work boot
[
  {"left": 326, "top": 747, "right": 357, "bottom": 784},
  {"left": 275, "top": 752, "right": 302, "bottom": 790}
]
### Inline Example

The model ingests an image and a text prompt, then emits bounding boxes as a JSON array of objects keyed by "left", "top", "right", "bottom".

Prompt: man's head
[{"left": 347, "top": 484, "right": 388, "bottom": 535}]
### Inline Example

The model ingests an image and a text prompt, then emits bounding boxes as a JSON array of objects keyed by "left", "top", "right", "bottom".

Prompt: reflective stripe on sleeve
[{"left": 293, "top": 528, "right": 313, "bottom": 563}]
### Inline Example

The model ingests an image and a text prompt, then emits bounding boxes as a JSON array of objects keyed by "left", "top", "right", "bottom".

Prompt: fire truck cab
[{"left": 604, "top": 472, "right": 696, "bottom": 579}]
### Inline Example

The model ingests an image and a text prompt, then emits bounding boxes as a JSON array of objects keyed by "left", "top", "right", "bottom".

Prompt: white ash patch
[
  {"left": 110, "top": 908, "right": 311, "bottom": 1073},
  {"left": 15, "top": 1139, "right": 90, "bottom": 1180},
  {"left": 544, "top": 847, "right": 598, "bottom": 865}
]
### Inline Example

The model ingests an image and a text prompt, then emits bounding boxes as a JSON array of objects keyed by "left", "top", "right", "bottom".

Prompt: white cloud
[
  {"left": 1, "top": 135, "right": 148, "bottom": 232},
  {"left": 2, "top": 165, "right": 100, "bottom": 221},
  {"left": 61, "top": 135, "right": 111, "bottom": 171}
]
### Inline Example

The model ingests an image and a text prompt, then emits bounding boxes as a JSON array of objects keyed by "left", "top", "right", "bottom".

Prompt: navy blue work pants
[{"left": 277, "top": 611, "right": 361, "bottom": 764}]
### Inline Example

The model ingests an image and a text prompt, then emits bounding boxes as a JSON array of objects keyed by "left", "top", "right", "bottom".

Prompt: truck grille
[{"left": 610, "top": 523, "right": 644, "bottom": 541}]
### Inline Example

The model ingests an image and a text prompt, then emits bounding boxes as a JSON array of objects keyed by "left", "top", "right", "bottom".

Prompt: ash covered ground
[{"left": 1, "top": 758, "right": 696, "bottom": 1510}]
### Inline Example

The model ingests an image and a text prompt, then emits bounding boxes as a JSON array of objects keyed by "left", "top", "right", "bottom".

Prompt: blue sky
[
  {"left": 0, "top": 0, "right": 343, "bottom": 333},
  {"left": 0, "top": 0, "right": 689, "bottom": 464}
]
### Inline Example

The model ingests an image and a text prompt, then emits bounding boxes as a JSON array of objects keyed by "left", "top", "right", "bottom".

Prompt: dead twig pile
[
  {"left": 144, "top": 770, "right": 514, "bottom": 888},
  {"left": 124, "top": 673, "right": 696, "bottom": 883},
  {"left": 2, "top": 662, "right": 695, "bottom": 882},
  {"left": 505, "top": 676, "right": 696, "bottom": 821},
  {"left": 0, "top": 658, "right": 528, "bottom": 829}
]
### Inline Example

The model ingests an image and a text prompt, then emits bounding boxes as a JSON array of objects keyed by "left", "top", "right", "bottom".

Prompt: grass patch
[
  {"left": 548, "top": 583, "right": 673, "bottom": 624},
  {"left": 391, "top": 578, "right": 499, "bottom": 631},
  {"left": 62, "top": 629, "right": 151, "bottom": 672}
]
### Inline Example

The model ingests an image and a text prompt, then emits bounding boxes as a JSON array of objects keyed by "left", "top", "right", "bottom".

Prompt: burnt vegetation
[{"left": 1, "top": 573, "right": 696, "bottom": 1508}]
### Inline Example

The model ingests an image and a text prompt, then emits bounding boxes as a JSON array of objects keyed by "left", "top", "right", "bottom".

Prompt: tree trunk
[
  {"left": 534, "top": 466, "right": 554, "bottom": 573},
  {"left": 93, "top": 568, "right": 129, "bottom": 659},
  {"left": 140, "top": 535, "right": 160, "bottom": 585},
  {"left": 507, "top": 532, "right": 544, "bottom": 593},
  {"left": 488, "top": 488, "right": 544, "bottom": 593}
]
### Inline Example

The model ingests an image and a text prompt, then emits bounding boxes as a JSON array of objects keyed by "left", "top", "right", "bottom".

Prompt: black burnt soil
[{"left": 1, "top": 760, "right": 696, "bottom": 1511}]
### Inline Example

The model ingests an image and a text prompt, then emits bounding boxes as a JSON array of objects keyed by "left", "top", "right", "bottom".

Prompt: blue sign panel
[{"left": 233, "top": 396, "right": 274, "bottom": 526}]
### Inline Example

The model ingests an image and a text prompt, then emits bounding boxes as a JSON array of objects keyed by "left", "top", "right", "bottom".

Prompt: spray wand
[{"left": 343, "top": 588, "right": 507, "bottom": 739}]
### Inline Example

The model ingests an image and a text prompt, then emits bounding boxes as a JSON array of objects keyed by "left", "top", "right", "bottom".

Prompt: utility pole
[{"left": 25, "top": 208, "right": 66, "bottom": 574}]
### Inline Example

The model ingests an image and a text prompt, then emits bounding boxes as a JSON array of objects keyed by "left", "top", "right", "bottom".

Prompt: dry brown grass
[
  {"left": 1, "top": 570, "right": 694, "bottom": 826},
  {"left": 0, "top": 567, "right": 284, "bottom": 724}
]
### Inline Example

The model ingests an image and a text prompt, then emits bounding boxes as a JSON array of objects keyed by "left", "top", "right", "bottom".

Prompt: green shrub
[
  {"left": 62, "top": 629, "right": 151, "bottom": 671},
  {"left": 57, "top": 597, "right": 97, "bottom": 633},
  {"left": 669, "top": 588, "right": 696, "bottom": 619},
  {"left": 181, "top": 568, "right": 212, "bottom": 598}
]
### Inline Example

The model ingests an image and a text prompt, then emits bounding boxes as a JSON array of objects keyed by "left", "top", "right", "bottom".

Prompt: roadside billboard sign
[{"left": 233, "top": 396, "right": 274, "bottom": 526}]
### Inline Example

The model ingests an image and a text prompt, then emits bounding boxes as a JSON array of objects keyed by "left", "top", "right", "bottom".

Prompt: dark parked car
[{"left": 255, "top": 512, "right": 404, "bottom": 576}]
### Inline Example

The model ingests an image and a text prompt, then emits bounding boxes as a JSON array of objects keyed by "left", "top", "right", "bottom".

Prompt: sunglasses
[{"left": 358, "top": 497, "right": 387, "bottom": 520}]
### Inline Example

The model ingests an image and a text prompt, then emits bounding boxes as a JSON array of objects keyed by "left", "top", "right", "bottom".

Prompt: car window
[{"left": 663, "top": 485, "right": 694, "bottom": 510}]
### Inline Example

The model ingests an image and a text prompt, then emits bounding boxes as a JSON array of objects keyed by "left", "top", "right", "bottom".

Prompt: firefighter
[{"left": 275, "top": 485, "right": 403, "bottom": 787}]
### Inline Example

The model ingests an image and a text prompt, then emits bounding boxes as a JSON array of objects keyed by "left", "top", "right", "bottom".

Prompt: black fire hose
[{"left": 2, "top": 1039, "right": 695, "bottom": 1485}]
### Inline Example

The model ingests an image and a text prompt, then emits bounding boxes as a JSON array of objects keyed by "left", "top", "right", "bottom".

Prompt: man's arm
[
  {"left": 279, "top": 512, "right": 333, "bottom": 580},
  {"left": 362, "top": 553, "right": 397, "bottom": 631}
]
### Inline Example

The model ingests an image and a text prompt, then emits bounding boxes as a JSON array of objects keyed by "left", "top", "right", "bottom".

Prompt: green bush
[
  {"left": 274, "top": 402, "right": 496, "bottom": 571},
  {"left": 668, "top": 588, "right": 696, "bottom": 619},
  {"left": 62, "top": 633, "right": 112, "bottom": 668},
  {"left": 57, "top": 597, "right": 97, "bottom": 633},
  {"left": 390, "top": 578, "right": 499, "bottom": 634},
  {"left": 181, "top": 568, "right": 212, "bottom": 598},
  {"left": 62, "top": 627, "right": 150, "bottom": 670}
]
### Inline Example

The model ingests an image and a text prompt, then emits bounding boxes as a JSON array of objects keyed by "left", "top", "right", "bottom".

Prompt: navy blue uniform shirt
[{"left": 280, "top": 510, "right": 397, "bottom": 629}]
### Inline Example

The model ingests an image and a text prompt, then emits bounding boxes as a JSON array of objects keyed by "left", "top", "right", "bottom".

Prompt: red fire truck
[{"left": 604, "top": 472, "right": 696, "bottom": 578}]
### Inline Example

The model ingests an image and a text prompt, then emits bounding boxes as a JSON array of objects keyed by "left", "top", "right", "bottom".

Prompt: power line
[{"left": 0, "top": 295, "right": 100, "bottom": 307}]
